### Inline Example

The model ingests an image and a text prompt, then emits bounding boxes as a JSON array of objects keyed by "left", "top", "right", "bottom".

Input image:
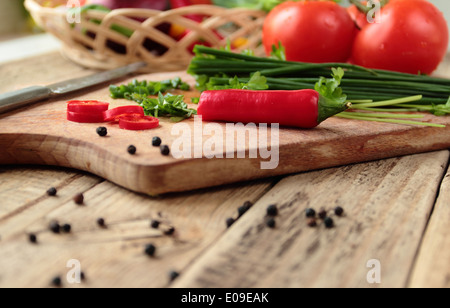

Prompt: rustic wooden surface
[
  {"left": 1, "top": 65, "right": 450, "bottom": 196},
  {"left": 0, "top": 51, "right": 449, "bottom": 288}
]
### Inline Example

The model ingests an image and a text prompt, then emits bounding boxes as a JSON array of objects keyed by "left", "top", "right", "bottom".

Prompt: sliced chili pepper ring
[
  {"left": 103, "top": 106, "right": 145, "bottom": 122},
  {"left": 119, "top": 115, "right": 160, "bottom": 131},
  {"left": 67, "top": 100, "right": 109, "bottom": 113},
  {"left": 67, "top": 111, "right": 106, "bottom": 123}
]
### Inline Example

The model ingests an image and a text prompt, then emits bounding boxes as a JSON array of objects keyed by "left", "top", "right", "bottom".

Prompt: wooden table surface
[{"left": 0, "top": 51, "right": 449, "bottom": 288}]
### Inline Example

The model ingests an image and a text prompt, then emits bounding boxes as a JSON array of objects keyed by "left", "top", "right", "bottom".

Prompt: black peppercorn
[
  {"left": 51, "top": 276, "right": 62, "bottom": 287},
  {"left": 164, "top": 226, "right": 175, "bottom": 236},
  {"left": 73, "top": 193, "right": 84, "bottom": 205},
  {"left": 334, "top": 206, "right": 344, "bottom": 216},
  {"left": 96, "top": 126, "right": 107, "bottom": 137},
  {"left": 150, "top": 220, "right": 160, "bottom": 229},
  {"left": 46, "top": 187, "right": 57, "bottom": 196},
  {"left": 226, "top": 217, "right": 235, "bottom": 228},
  {"left": 127, "top": 145, "right": 137, "bottom": 155},
  {"left": 97, "top": 218, "right": 106, "bottom": 228},
  {"left": 318, "top": 208, "right": 327, "bottom": 219},
  {"left": 266, "top": 217, "right": 276, "bottom": 228},
  {"left": 28, "top": 233, "right": 37, "bottom": 243},
  {"left": 305, "top": 208, "right": 316, "bottom": 218},
  {"left": 237, "top": 206, "right": 247, "bottom": 217},
  {"left": 266, "top": 204, "right": 278, "bottom": 216},
  {"left": 152, "top": 136, "right": 162, "bottom": 147},
  {"left": 144, "top": 243, "right": 156, "bottom": 257},
  {"left": 237, "top": 202, "right": 252, "bottom": 218},
  {"left": 160, "top": 145, "right": 170, "bottom": 156},
  {"left": 169, "top": 270, "right": 180, "bottom": 282},
  {"left": 324, "top": 217, "right": 334, "bottom": 228},
  {"left": 61, "top": 224, "right": 71, "bottom": 233},
  {"left": 49, "top": 221, "right": 61, "bottom": 234},
  {"left": 242, "top": 200, "right": 253, "bottom": 208}
]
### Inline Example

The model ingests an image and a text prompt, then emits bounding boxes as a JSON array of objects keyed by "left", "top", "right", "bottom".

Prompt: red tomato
[
  {"left": 103, "top": 106, "right": 145, "bottom": 122},
  {"left": 262, "top": 1, "right": 357, "bottom": 63},
  {"left": 119, "top": 115, "right": 160, "bottom": 130},
  {"left": 67, "top": 111, "right": 106, "bottom": 123},
  {"left": 67, "top": 100, "right": 109, "bottom": 113},
  {"left": 351, "top": 0, "right": 449, "bottom": 75}
]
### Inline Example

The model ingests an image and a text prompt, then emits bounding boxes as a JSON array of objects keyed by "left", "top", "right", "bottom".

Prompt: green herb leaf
[
  {"left": 170, "top": 117, "right": 188, "bottom": 123},
  {"left": 110, "top": 78, "right": 190, "bottom": 99},
  {"left": 203, "top": 72, "right": 269, "bottom": 91},
  {"left": 430, "top": 97, "right": 450, "bottom": 116},
  {"left": 110, "top": 79, "right": 195, "bottom": 120},
  {"left": 247, "top": 72, "right": 269, "bottom": 90},
  {"left": 130, "top": 92, "right": 197, "bottom": 119},
  {"left": 314, "top": 67, "right": 347, "bottom": 105},
  {"left": 270, "top": 42, "right": 286, "bottom": 61}
]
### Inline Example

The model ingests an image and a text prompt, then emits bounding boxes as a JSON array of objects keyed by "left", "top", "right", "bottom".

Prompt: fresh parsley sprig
[
  {"left": 315, "top": 67, "right": 347, "bottom": 105},
  {"left": 195, "top": 71, "right": 269, "bottom": 92},
  {"left": 109, "top": 78, "right": 195, "bottom": 122},
  {"left": 110, "top": 78, "right": 190, "bottom": 99},
  {"left": 128, "top": 92, "right": 197, "bottom": 122}
]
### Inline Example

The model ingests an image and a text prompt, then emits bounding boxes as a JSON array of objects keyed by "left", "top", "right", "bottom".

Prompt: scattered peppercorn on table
[{"left": 0, "top": 51, "right": 449, "bottom": 289}]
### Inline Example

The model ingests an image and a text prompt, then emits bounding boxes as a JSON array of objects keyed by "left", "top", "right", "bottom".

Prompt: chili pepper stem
[{"left": 317, "top": 98, "right": 352, "bottom": 124}]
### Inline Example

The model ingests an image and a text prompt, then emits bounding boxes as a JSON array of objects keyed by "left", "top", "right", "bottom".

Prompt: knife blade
[{"left": 0, "top": 61, "right": 147, "bottom": 115}]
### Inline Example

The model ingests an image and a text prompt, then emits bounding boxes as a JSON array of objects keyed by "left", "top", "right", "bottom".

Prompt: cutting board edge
[{"left": 1, "top": 127, "right": 449, "bottom": 196}]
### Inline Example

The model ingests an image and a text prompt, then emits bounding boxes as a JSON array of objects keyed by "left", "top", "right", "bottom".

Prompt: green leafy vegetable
[
  {"left": 315, "top": 67, "right": 347, "bottom": 105},
  {"left": 128, "top": 92, "right": 196, "bottom": 122},
  {"left": 270, "top": 42, "right": 286, "bottom": 61},
  {"left": 110, "top": 78, "right": 190, "bottom": 99},
  {"left": 314, "top": 68, "right": 350, "bottom": 124},
  {"left": 109, "top": 78, "right": 195, "bottom": 121},
  {"left": 195, "top": 71, "right": 268, "bottom": 91}
]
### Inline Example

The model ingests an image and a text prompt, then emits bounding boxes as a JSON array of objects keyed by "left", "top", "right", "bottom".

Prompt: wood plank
[
  {"left": 171, "top": 151, "right": 449, "bottom": 288},
  {"left": 0, "top": 167, "right": 102, "bottom": 240},
  {"left": 0, "top": 166, "right": 81, "bottom": 219},
  {"left": 408, "top": 163, "right": 450, "bottom": 288},
  {"left": 0, "top": 51, "right": 98, "bottom": 93},
  {"left": 0, "top": 168, "right": 274, "bottom": 287}
]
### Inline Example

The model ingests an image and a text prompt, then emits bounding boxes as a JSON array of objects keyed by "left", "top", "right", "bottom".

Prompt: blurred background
[{"left": 0, "top": 0, "right": 450, "bottom": 63}]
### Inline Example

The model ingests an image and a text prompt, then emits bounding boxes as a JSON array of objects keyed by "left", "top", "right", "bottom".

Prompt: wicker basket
[{"left": 24, "top": 0, "right": 266, "bottom": 72}]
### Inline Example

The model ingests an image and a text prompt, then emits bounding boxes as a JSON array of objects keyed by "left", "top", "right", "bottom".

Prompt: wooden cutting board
[{"left": 1, "top": 71, "right": 450, "bottom": 196}]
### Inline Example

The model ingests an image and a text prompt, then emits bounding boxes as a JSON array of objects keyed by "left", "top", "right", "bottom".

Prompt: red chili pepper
[
  {"left": 103, "top": 106, "right": 145, "bottom": 122},
  {"left": 67, "top": 111, "right": 106, "bottom": 123},
  {"left": 67, "top": 100, "right": 109, "bottom": 113},
  {"left": 197, "top": 89, "right": 350, "bottom": 128},
  {"left": 119, "top": 115, "right": 160, "bottom": 130}
]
